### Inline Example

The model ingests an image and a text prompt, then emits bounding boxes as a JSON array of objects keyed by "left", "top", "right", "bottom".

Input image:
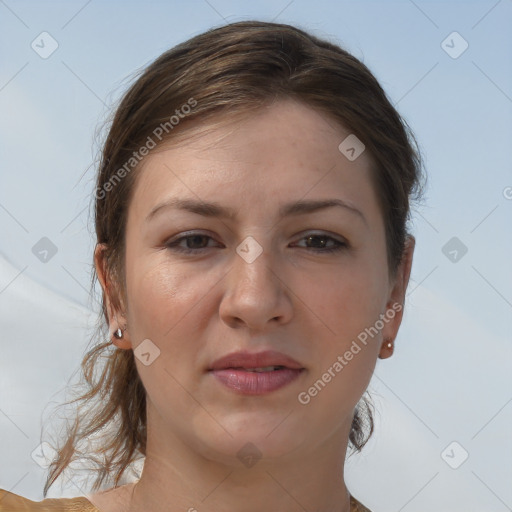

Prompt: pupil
[
  {"left": 307, "top": 235, "right": 326, "bottom": 248},
  {"left": 188, "top": 235, "right": 207, "bottom": 248}
]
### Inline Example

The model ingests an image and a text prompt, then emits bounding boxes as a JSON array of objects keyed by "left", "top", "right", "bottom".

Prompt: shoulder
[
  {"left": 0, "top": 488, "right": 100, "bottom": 512},
  {"left": 350, "top": 495, "right": 373, "bottom": 512},
  {"left": 1, "top": 487, "right": 370, "bottom": 512}
]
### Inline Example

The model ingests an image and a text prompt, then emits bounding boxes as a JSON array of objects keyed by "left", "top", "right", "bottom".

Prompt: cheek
[
  {"left": 296, "top": 270, "right": 384, "bottom": 430},
  {"left": 124, "top": 260, "right": 204, "bottom": 400},
  {"left": 125, "top": 255, "right": 222, "bottom": 376},
  {"left": 300, "top": 253, "right": 388, "bottom": 404},
  {"left": 127, "top": 259, "right": 198, "bottom": 339},
  {"left": 310, "top": 260, "right": 389, "bottom": 345}
]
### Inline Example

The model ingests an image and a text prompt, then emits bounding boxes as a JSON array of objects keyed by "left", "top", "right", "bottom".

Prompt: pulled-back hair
[{"left": 43, "top": 20, "right": 423, "bottom": 496}]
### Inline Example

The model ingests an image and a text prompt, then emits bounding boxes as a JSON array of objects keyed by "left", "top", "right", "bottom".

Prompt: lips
[{"left": 208, "top": 350, "right": 304, "bottom": 372}]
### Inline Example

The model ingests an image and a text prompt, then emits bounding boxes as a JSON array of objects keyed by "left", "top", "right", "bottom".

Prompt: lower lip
[{"left": 209, "top": 368, "right": 304, "bottom": 395}]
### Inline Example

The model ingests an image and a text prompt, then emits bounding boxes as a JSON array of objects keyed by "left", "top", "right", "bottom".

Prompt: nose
[{"left": 219, "top": 244, "right": 293, "bottom": 331}]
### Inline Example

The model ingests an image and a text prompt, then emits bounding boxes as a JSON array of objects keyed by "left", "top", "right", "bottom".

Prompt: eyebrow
[{"left": 145, "top": 197, "right": 366, "bottom": 225}]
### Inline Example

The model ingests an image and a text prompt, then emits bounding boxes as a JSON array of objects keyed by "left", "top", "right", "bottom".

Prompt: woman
[{"left": 0, "top": 20, "right": 422, "bottom": 512}]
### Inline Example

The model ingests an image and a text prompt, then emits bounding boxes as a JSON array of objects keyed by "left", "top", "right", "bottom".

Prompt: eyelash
[{"left": 165, "top": 232, "right": 347, "bottom": 254}]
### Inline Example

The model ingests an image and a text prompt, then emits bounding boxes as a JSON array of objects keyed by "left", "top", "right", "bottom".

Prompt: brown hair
[{"left": 43, "top": 20, "right": 423, "bottom": 496}]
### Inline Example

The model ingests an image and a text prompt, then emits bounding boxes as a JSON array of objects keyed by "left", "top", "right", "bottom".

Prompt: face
[{"left": 96, "top": 99, "right": 413, "bottom": 468}]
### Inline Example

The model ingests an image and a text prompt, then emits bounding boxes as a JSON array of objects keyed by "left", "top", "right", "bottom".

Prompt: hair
[{"left": 43, "top": 20, "right": 424, "bottom": 496}]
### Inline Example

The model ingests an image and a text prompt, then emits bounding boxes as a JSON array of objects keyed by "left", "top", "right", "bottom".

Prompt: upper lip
[{"left": 208, "top": 350, "right": 304, "bottom": 371}]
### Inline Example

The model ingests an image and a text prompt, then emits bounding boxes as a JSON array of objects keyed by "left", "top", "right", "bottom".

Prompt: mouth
[
  {"left": 207, "top": 350, "right": 305, "bottom": 395},
  {"left": 208, "top": 349, "right": 304, "bottom": 372}
]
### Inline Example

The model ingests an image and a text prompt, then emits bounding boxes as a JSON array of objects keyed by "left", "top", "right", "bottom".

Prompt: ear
[
  {"left": 94, "top": 243, "right": 132, "bottom": 350},
  {"left": 378, "top": 235, "right": 415, "bottom": 359}
]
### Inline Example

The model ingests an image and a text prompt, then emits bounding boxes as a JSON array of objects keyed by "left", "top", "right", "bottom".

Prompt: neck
[{"left": 127, "top": 403, "right": 353, "bottom": 512}]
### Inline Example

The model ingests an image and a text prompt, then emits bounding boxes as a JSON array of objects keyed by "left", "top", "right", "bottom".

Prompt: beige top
[
  {"left": 0, "top": 487, "right": 373, "bottom": 511},
  {"left": 0, "top": 488, "right": 99, "bottom": 511}
]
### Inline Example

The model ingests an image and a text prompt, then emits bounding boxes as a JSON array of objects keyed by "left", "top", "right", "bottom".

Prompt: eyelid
[
  {"left": 294, "top": 229, "right": 347, "bottom": 242},
  {"left": 291, "top": 231, "right": 348, "bottom": 250},
  {"left": 165, "top": 230, "right": 222, "bottom": 248}
]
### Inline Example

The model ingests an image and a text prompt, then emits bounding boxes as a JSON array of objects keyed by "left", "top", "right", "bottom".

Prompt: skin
[{"left": 91, "top": 99, "right": 414, "bottom": 512}]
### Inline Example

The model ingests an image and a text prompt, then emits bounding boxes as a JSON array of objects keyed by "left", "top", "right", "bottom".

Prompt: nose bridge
[
  {"left": 231, "top": 241, "right": 276, "bottom": 296},
  {"left": 219, "top": 239, "right": 291, "bottom": 329}
]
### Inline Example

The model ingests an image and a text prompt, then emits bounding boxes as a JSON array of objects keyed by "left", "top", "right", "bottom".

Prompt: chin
[{"left": 194, "top": 412, "right": 309, "bottom": 466}]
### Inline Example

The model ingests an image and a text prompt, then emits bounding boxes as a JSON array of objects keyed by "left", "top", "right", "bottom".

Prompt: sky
[{"left": 0, "top": 1, "right": 511, "bottom": 511}]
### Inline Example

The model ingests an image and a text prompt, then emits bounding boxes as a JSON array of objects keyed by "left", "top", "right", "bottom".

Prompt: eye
[
  {"left": 165, "top": 231, "right": 347, "bottom": 255},
  {"left": 165, "top": 232, "right": 221, "bottom": 254},
  {"left": 293, "top": 233, "right": 347, "bottom": 253}
]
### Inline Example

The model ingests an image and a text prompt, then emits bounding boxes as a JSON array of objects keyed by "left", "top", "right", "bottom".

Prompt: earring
[
  {"left": 113, "top": 328, "right": 123, "bottom": 339},
  {"left": 385, "top": 338, "right": 393, "bottom": 349}
]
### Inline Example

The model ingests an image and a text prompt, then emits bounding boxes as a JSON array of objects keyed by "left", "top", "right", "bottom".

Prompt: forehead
[{"left": 128, "top": 99, "right": 379, "bottom": 225}]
